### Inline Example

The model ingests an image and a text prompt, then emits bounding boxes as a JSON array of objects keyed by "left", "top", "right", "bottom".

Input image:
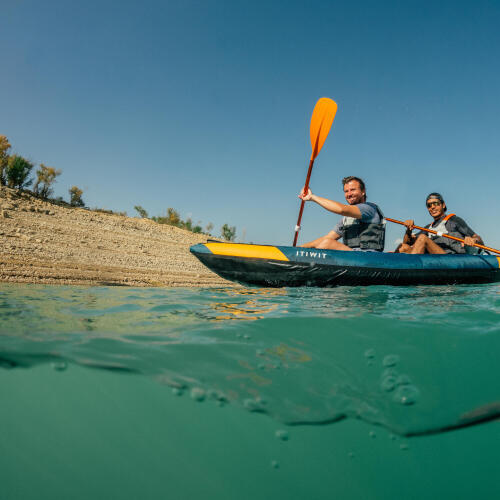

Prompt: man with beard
[{"left": 299, "top": 176, "right": 385, "bottom": 251}]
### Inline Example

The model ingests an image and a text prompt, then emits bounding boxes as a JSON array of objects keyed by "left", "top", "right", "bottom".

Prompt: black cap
[{"left": 426, "top": 192, "right": 444, "bottom": 203}]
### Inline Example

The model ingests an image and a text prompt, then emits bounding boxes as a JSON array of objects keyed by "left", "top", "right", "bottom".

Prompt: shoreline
[{"left": 0, "top": 187, "right": 234, "bottom": 287}]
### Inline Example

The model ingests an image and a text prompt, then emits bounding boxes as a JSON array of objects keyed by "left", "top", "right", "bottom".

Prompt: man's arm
[
  {"left": 450, "top": 216, "right": 484, "bottom": 247},
  {"left": 299, "top": 189, "right": 361, "bottom": 218},
  {"left": 402, "top": 220, "right": 417, "bottom": 245}
]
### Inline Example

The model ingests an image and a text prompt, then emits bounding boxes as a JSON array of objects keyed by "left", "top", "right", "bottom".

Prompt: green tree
[
  {"left": 205, "top": 222, "right": 214, "bottom": 235},
  {"left": 221, "top": 223, "right": 236, "bottom": 242},
  {"left": 5, "top": 155, "right": 33, "bottom": 189},
  {"left": 192, "top": 220, "right": 202, "bottom": 233},
  {"left": 33, "top": 164, "right": 61, "bottom": 198},
  {"left": 69, "top": 186, "right": 85, "bottom": 207},
  {"left": 0, "top": 135, "right": 11, "bottom": 186},
  {"left": 134, "top": 205, "right": 149, "bottom": 218}
]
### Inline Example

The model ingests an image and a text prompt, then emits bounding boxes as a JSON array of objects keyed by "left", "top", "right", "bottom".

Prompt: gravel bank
[{"left": 0, "top": 187, "right": 233, "bottom": 287}]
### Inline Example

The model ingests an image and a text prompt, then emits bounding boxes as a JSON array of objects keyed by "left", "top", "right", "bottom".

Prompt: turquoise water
[{"left": 1, "top": 283, "right": 499, "bottom": 499}]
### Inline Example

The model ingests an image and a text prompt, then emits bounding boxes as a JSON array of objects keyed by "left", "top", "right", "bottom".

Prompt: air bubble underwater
[
  {"left": 393, "top": 384, "right": 419, "bottom": 405},
  {"left": 190, "top": 387, "right": 206, "bottom": 402},
  {"left": 275, "top": 429, "right": 290, "bottom": 441},
  {"left": 380, "top": 376, "right": 397, "bottom": 392},
  {"left": 364, "top": 348, "right": 376, "bottom": 359},
  {"left": 382, "top": 354, "right": 400, "bottom": 367},
  {"left": 51, "top": 361, "right": 68, "bottom": 371},
  {"left": 396, "top": 374, "right": 412, "bottom": 386},
  {"left": 243, "top": 398, "right": 267, "bottom": 412}
]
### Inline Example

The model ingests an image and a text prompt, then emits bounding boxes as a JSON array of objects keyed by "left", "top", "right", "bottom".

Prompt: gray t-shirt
[
  {"left": 420, "top": 215, "right": 477, "bottom": 254},
  {"left": 332, "top": 203, "right": 382, "bottom": 238}
]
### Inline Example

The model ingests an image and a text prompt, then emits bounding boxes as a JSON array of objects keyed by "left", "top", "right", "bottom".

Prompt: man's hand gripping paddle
[{"left": 293, "top": 98, "right": 338, "bottom": 246}]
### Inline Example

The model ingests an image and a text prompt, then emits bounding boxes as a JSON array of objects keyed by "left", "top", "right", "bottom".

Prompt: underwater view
[{"left": 1, "top": 283, "right": 499, "bottom": 500}]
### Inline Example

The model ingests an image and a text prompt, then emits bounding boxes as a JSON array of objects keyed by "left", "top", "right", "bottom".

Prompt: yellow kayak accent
[
  {"left": 205, "top": 243, "right": 289, "bottom": 261},
  {"left": 497, "top": 257, "right": 500, "bottom": 267}
]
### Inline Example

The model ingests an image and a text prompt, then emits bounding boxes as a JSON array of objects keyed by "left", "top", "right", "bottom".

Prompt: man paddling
[
  {"left": 298, "top": 176, "right": 385, "bottom": 251},
  {"left": 396, "top": 193, "right": 483, "bottom": 254}
]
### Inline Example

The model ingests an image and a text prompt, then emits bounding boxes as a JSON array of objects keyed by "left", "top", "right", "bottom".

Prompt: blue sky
[{"left": 2, "top": 0, "right": 499, "bottom": 248}]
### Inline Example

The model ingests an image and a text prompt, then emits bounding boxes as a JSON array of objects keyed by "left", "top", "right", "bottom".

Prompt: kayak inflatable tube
[{"left": 190, "top": 242, "right": 500, "bottom": 287}]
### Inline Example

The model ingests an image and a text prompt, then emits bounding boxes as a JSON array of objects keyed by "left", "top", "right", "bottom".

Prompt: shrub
[
  {"left": 0, "top": 135, "right": 11, "bottom": 186},
  {"left": 167, "top": 207, "right": 180, "bottom": 226},
  {"left": 34, "top": 164, "right": 61, "bottom": 198},
  {"left": 205, "top": 222, "right": 214, "bottom": 235},
  {"left": 221, "top": 223, "right": 236, "bottom": 242},
  {"left": 5, "top": 155, "right": 33, "bottom": 189},
  {"left": 182, "top": 218, "right": 193, "bottom": 231},
  {"left": 69, "top": 186, "right": 85, "bottom": 207},
  {"left": 134, "top": 205, "right": 149, "bottom": 218}
]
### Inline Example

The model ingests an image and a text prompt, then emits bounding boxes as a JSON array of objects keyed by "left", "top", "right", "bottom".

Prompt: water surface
[{"left": 1, "top": 284, "right": 499, "bottom": 499}]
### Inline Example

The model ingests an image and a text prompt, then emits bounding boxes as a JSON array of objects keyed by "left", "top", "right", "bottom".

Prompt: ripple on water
[{"left": 0, "top": 283, "right": 499, "bottom": 436}]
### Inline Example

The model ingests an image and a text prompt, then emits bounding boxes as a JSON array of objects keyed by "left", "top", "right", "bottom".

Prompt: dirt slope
[{"left": 0, "top": 187, "right": 232, "bottom": 287}]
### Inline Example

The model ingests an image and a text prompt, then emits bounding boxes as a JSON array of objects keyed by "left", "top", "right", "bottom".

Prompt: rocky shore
[{"left": 0, "top": 187, "right": 233, "bottom": 287}]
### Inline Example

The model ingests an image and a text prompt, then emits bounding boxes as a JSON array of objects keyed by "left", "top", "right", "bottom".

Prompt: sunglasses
[{"left": 426, "top": 201, "right": 441, "bottom": 208}]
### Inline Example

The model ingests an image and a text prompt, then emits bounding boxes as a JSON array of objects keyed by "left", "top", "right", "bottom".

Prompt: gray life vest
[
  {"left": 428, "top": 213, "right": 455, "bottom": 240},
  {"left": 342, "top": 202, "right": 386, "bottom": 251},
  {"left": 427, "top": 213, "right": 459, "bottom": 253}
]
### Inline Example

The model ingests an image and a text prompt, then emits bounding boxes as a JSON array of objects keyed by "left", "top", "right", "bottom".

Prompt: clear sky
[{"left": 2, "top": 0, "right": 499, "bottom": 248}]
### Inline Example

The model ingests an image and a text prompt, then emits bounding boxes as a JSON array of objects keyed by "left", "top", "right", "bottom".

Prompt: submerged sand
[{"left": 0, "top": 187, "right": 233, "bottom": 287}]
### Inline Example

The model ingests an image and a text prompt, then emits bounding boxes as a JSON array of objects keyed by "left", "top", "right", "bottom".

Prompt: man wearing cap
[
  {"left": 396, "top": 193, "right": 483, "bottom": 254},
  {"left": 299, "top": 176, "right": 385, "bottom": 251}
]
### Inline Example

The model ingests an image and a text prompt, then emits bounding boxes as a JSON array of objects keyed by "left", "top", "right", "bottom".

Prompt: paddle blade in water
[{"left": 310, "top": 98, "right": 337, "bottom": 160}]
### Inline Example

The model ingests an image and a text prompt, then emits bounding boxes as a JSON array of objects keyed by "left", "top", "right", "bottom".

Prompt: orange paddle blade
[{"left": 310, "top": 97, "right": 338, "bottom": 161}]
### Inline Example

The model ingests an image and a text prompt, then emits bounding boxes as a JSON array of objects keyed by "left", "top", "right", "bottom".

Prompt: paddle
[
  {"left": 293, "top": 97, "right": 338, "bottom": 247},
  {"left": 385, "top": 217, "right": 500, "bottom": 255}
]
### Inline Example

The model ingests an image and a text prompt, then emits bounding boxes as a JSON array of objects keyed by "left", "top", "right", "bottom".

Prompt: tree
[
  {"left": 192, "top": 220, "right": 202, "bottom": 233},
  {"left": 5, "top": 155, "right": 33, "bottom": 189},
  {"left": 167, "top": 207, "right": 181, "bottom": 226},
  {"left": 69, "top": 186, "right": 85, "bottom": 207},
  {"left": 221, "top": 223, "right": 236, "bottom": 242},
  {"left": 205, "top": 222, "right": 214, "bottom": 235},
  {"left": 0, "top": 135, "right": 11, "bottom": 186},
  {"left": 134, "top": 205, "right": 149, "bottom": 218},
  {"left": 33, "top": 164, "right": 61, "bottom": 198}
]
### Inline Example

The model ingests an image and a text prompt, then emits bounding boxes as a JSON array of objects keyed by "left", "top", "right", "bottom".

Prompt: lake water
[{"left": 1, "top": 283, "right": 499, "bottom": 499}]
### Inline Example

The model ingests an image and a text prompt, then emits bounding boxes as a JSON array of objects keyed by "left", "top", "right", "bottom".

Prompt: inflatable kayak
[{"left": 190, "top": 242, "right": 500, "bottom": 287}]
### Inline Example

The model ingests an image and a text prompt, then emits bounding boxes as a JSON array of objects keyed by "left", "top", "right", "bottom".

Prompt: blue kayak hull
[{"left": 190, "top": 242, "right": 500, "bottom": 287}]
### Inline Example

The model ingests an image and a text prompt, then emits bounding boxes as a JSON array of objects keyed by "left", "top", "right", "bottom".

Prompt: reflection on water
[
  {"left": 0, "top": 283, "right": 499, "bottom": 436},
  {"left": 210, "top": 288, "right": 286, "bottom": 321}
]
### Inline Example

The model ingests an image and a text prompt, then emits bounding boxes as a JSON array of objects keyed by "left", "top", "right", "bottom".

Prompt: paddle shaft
[
  {"left": 385, "top": 217, "right": 500, "bottom": 255},
  {"left": 293, "top": 158, "right": 314, "bottom": 247}
]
